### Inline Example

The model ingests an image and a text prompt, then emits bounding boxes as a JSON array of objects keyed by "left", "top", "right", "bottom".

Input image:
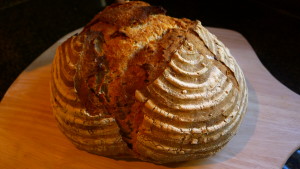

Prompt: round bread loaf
[{"left": 50, "top": 1, "right": 248, "bottom": 164}]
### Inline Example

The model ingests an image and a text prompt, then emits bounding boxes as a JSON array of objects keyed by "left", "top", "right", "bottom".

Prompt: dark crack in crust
[{"left": 74, "top": 31, "right": 111, "bottom": 116}]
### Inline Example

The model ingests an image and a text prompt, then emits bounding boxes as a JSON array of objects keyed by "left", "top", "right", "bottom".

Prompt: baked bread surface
[{"left": 50, "top": 1, "right": 248, "bottom": 163}]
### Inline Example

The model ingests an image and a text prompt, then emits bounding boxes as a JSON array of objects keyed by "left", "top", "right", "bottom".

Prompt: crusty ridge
[{"left": 50, "top": 1, "right": 248, "bottom": 164}]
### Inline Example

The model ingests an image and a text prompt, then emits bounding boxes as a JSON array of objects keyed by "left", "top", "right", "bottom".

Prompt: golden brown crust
[
  {"left": 85, "top": 1, "right": 165, "bottom": 29},
  {"left": 50, "top": 1, "right": 248, "bottom": 164}
]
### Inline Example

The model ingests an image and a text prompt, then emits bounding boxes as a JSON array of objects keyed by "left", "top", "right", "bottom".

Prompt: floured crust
[{"left": 50, "top": 1, "right": 248, "bottom": 164}]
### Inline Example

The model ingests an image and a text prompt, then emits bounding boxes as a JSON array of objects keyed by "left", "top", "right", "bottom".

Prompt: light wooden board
[{"left": 1, "top": 28, "right": 299, "bottom": 169}]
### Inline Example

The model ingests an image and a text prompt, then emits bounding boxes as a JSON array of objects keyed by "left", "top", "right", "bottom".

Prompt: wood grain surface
[{"left": 1, "top": 28, "right": 299, "bottom": 169}]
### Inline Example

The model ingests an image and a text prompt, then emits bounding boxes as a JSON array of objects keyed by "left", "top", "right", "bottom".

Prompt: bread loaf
[{"left": 50, "top": 1, "right": 248, "bottom": 164}]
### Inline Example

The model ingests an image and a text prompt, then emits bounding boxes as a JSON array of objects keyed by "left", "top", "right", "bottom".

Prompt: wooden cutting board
[{"left": 1, "top": 28, "right": 299, "bottom": 169}]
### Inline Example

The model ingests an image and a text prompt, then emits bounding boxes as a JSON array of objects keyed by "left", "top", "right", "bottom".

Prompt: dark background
[{"left": 0, "top": 0, "right": 299, "bottom": 100}]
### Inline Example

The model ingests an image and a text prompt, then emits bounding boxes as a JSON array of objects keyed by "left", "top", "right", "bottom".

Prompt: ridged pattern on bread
[
  {"left": 50, "top": 1, "right": 248, "bottom": 164},
  {"left": 50, "top": 34, "right": 130, "bottom": 156},
  {"left": 134, "top": 22, "right": 247, "bottom": 163}
]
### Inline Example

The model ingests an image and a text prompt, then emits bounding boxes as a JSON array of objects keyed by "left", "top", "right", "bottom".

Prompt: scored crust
[{"left": 50, "top": 1, "right": 248, "bottom": 164}]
